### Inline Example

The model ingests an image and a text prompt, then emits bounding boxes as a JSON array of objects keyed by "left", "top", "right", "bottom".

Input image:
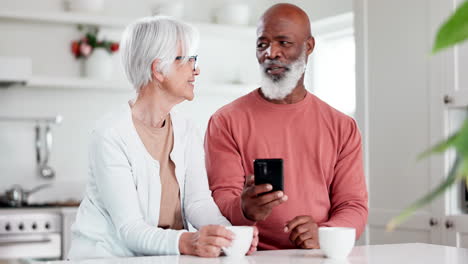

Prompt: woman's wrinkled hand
[
  {"left": 247, "top": 226, "right": 259, "bottom": 255},
  {"left": 179, "top": 225, "right": 235, "bottom": 257}
]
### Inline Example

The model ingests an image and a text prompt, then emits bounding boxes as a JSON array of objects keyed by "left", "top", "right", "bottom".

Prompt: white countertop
[{"left": 45, "top": 243, "right": 468, "bottom": 264}]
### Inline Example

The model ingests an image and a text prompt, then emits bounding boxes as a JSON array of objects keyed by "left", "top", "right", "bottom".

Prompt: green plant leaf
[
  {"left": 460, "top": 157, "right": 468, "bottom": 178},
  {"left": 432, "top": 1, "right": 468, "bottom": 53},
  {"left": 453, "top": 118, "right": 468, "bottom": 156},
  {"left": 86, "top": 32, "right": 97, "bottom": 47},
  {"left": 417, "top": 133, "right": 458, "bottom": 160},
  {"left": 387, "top": 156, "right": 463, "bottom": 231}
]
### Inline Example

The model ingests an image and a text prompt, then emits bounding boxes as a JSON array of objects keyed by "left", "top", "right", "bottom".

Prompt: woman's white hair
[{"left": 120, "top": 16, "right": 199, "bottom": 93}]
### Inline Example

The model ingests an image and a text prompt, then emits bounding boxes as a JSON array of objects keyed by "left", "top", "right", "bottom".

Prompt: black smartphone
[{"left": 254, "top": 158, "right": 284, "bottom": 193}]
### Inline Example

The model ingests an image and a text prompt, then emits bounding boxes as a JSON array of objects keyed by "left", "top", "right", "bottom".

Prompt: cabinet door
[
  {"left": 441, "top": 0, "right": 468, "bottom": 107},
  {"left": 61, "top": 208, "right": 78, "bottom": 259},
  {"left": 368, "top": 209, "right": 441, "bottom": 245},
  {"left": 358, "top": 0, "right": 444, "bottom": 245},
  {"left": 445, "top": 31, "right": 468, "bottom": 107},
  {"left": 454, "top": 0, "right": 468, "bottom": 103},
  {"left": 454, "top": 41, "right": 468, "bottom": 106},
  {"left": 445, "top": 216, "right": 468, "bottom": 248}
]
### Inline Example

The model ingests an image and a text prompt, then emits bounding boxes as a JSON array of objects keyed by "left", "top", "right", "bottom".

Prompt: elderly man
[{"left": 204, "top": 3, "right": 368, "bottom": 250}]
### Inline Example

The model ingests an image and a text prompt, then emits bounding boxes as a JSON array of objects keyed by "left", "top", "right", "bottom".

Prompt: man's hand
[
  {"left": 241, "top": 175, "right": 288, "bottom": 221},
  {"left": 284, "top": 215, "right": 319, "bottom": 249}
]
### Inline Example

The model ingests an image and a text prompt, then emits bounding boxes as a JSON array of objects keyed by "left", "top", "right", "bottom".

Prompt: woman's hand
[
  {"left": 179, "top": 225, "right": 235, "bottom": 257},
  {"left": 247, "top": 226, "right": 259, "bottom": 255}
]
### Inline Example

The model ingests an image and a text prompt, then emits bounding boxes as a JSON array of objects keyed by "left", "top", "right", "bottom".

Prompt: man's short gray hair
[{"left": 120, "top": 16, "right": 199, "bottom": 92}]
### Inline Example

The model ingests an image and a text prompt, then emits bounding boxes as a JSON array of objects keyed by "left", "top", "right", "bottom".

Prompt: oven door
[{"left": 0, "top": 233, "right": 61, "bottom": 260}]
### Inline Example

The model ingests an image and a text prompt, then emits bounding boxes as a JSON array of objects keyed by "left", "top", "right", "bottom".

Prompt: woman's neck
[{"left": 131, "top": 82, "right": 177, "bottom": 128}]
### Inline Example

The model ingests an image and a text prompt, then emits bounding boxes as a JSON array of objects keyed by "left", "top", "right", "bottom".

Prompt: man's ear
[
  {"left": 151, "top": 59, "right": 164, "bottom": 83},
  {"left": 306, "top": 36, "right": 315, "bottom": 56}
]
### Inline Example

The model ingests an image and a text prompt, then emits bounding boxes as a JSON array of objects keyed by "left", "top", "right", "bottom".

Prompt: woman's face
[{"left": 161, "top": 50, "right": 200, "bottom": 102}]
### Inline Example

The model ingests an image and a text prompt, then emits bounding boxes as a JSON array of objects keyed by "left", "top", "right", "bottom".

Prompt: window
[{"left": 305, "top": 14, "right": 355, "bottom": 117}]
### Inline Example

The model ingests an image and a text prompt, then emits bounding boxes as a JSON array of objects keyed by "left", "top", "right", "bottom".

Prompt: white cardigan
[{"left": 68, "top": 104, "right": 231, "bottom": 259}]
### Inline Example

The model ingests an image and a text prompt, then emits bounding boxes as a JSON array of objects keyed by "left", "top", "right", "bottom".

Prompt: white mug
[
  {"left": 222, "top": 226, "right": 253, "bottom": 257},
  {"left": 319, "top": 227, "right": 355, "bottom": 259}
]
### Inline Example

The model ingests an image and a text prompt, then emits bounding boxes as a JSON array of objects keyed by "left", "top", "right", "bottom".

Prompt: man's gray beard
[{"left": 259, "top": 52, "right": 307, "bottom": 100}]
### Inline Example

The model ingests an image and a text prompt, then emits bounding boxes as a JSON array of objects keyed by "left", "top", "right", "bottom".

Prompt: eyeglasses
[{"left": 175, "top": 55, "right": 198, "bottom": 71}]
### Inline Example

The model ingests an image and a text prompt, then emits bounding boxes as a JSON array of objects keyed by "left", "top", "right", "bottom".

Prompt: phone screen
[{"left": 254, "top": 158, "right": 284, "bottom": 193}]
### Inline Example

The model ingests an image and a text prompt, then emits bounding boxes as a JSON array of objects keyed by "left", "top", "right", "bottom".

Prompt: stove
[
  {"left": 0, "top": 200, "right": 80, "bottom": 209},
  {"left": 0, "top": 209, "right": 62, "bottom": 260}
]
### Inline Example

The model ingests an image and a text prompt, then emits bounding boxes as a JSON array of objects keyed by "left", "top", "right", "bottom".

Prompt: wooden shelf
[
  {"left": 0, "top": 10, "right": 133, "bottom": 27},
  {"left": 0, "top": 10, "right": 256, "bottom": 36},
  {"left": 14, "top": 75, "right": 254, "bottom": 96},
  {"left": 27, "top": 76, "right": 132, "bottom": 91}
]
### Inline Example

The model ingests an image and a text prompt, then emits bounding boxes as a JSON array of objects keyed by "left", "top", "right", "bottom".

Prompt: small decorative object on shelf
[
  {"left": 215, "top": 2, "right": 250, "bottom": 26},
  {"left": 149, "top": 1, "right": 184, "bottom": 19},
  {"left": 71, "top": 25, "right": 119, "bottom": 80},
  {"left": 65, "top": 0, "right": 105, "bottom": 14}
]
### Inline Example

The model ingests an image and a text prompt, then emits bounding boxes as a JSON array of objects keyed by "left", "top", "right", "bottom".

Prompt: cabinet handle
[
  {"left": 443, "top": 95, "right": 453, "bottom": 104},
  {"left": 429, "top": 218, "right": 438, "bottom": 227},
  {"left": 0, "top": 238, "right": 52, "bottom": 246},
  {"left": 445, "top": 220, "right": 454, "bottom": 229}
]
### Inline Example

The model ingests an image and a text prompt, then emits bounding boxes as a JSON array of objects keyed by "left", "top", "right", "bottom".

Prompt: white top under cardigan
[{"left": 68, "top": 103, "right": 231, "bottom": 259}]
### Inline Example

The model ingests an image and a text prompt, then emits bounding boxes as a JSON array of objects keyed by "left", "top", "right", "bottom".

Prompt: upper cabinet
[
  {"left": 430, "top": 0, "right": 468, "bottom": 108},
  {"left": 454, "top": 41, "right": 468, "bottom": 106},
  {"left": 452, "top": 0, "right": 468, "bottom": 107}
]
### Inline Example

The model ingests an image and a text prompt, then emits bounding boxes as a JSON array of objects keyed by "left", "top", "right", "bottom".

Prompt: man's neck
[{"left": 259, "top": 84, "right": 307, "bottom": 104}]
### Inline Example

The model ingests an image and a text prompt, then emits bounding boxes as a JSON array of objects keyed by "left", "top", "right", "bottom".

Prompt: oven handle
[{"left": 0, "top": 237, "right": 52, "bottom": 246}]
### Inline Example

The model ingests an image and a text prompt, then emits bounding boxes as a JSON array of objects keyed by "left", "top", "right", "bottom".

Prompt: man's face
[{"left": 256, "top": 17, "right": 307, "bottom": 82}]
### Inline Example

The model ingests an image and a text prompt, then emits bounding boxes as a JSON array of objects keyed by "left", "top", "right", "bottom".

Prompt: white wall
[{"left": 0, "top": 0, "right": 352, "bottom": 202}]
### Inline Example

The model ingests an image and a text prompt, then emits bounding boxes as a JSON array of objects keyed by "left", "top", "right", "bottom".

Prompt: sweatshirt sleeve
[
  {"left": 90, "top": 129, "right": 186, "bottom": 255},
  {"left": 204, "top": 114, "right": 256, "bottom": 226},
  {"left": 319, "top": 118, "right": 368, "bottom": 239}
]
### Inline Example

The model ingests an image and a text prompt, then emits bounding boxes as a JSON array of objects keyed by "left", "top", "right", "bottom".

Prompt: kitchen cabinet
[
  {"left": 355, "top": 0, "right": 468, "bottom": 247},
  {"left": 61, "top": 207, "right": 77, "bottom": 258},
  {"left": 451, "top": 42, "right": 468, "bottom": 107},
  {"left": 445, "top": 215, "right": 468, "bottom": 248},
  {"left": 356, "top": 0, "right": 442, "bottom": 245},
  {"left": 429, "top": 0, "right": 468, "bottom": 248},
  {"left": 441, "top": 0, "right": 468, "bottom": 108}
]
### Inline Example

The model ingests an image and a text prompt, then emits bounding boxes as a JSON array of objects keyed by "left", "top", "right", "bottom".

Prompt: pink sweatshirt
[{"left": 204, "top": 89, "right": 368, "bottom": 250}]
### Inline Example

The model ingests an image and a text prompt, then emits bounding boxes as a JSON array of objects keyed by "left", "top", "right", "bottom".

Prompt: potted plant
[
  {"left": 387, "top": 1, "right": 468, "bottom": 230},
  {"left": 71, "top": 26, "right": 119, "bottom": 80}
]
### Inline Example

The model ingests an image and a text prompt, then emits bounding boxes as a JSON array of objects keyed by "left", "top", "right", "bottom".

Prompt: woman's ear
[{"left": 151, "top": 59, "right": 164, "bottom": 83}]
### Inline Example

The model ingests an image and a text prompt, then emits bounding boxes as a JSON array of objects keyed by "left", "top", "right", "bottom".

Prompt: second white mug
[{"left": 319, "top": 227, "right": 356, "bottom": 259}]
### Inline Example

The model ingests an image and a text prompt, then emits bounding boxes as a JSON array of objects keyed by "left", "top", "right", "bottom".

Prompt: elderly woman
[{"left": 68, "top": 16, "right": 258, "bottom": 259}]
